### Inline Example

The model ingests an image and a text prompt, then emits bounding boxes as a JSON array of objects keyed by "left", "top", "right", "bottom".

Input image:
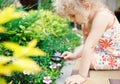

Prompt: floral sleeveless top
[{"left": 83, "top": 11, "right": 120, "bottom": 70}]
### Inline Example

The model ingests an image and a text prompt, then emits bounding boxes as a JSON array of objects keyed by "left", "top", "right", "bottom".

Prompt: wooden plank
[{"left": 71, "top": 60, "right": 120, "bottom": 84}]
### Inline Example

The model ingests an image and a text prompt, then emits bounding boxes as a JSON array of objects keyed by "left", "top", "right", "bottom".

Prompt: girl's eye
[{"left": 71, "top": 15, "right": 75, "bottom": 18}]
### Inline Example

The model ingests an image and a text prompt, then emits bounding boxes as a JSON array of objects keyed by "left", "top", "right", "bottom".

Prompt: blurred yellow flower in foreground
[
  {"left": 0, "top": 78, "right": 6, "bottom": 84},
  {"left": 0, "top": 26, "right": 6, "bottom": 33},
  {"left": 0, "top": 56, "right": 12, "bottom": 76},
  {"left": 1, "top": 39, "right": 46, "bottom": 57},
  {"left": 0, "top": 56, "right": 11, "bottom": 64},
  {"left": 0, "top": 57, "right": 40, "bottom": 75},
  {"left": 0, "top": 65, "right": 12, "bottom": 76},
  {"left": 0, "top": 6, "right": 22, "bottom": 24},
  {"left": 9, "top": 58, "right": 40, "bottom": 74},
  {"left": 0, "top": 39, "right": 46, "bottom": 76},
  {"left": 0, "top": 6, "right": 42, "bottom": 84}
]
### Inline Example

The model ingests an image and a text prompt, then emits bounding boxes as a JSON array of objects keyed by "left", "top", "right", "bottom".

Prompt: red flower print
[
  {"left": 102, "top": 55, "right": 106, "bottom": 61},
  {"left": 99, "top": 39, "right": 113, "bottom": 49},
  {"left": 107, "top": 56, "right": 117, "bottom": 68},
  {"left": 118, "top": 54, "right": 120, "bottom": 58}
]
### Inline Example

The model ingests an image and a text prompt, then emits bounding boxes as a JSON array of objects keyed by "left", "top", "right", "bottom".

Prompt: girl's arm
[
  {"left": 61, "top": 44, "right": 84, "bottom": 61},
  {"left": 78, "top": 11, "right": 114, "bottom": 78}
]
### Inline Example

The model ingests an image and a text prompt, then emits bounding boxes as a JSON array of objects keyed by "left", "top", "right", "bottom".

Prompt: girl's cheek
[{"left": 76, "top": 18, "right": 85, "bottom": 24}]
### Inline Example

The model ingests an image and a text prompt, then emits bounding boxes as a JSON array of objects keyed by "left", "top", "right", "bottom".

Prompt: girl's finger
[
  {"left": 64, "top": 55, "right": 70, "bottom": 60},
  {"left": 61, "top": 51, "right": 70, "bottom": 57},
  {"left": 65, "top": 80, "right": 72, "bottom": 84}
]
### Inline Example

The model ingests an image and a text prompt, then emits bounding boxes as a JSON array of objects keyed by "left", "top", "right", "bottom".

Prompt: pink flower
[
  {"left": 56, "top": 63, "right": 61, "bottom": 67},
  {"left": 43, "top": 76, "right": 52, "bottom": 84},
  {"left": 49, "top": 63, "right": 61, "bottom": 69},
  {"left": 54, "top": 52, "right": 61, "bottom": 57},
  {"left": 49, "top": 64, "right": 57, "bottom": 69}
]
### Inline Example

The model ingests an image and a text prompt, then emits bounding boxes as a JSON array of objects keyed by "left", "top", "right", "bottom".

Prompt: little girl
[{"left": 53, "top": 0, "right": 120, "bottom": 84}]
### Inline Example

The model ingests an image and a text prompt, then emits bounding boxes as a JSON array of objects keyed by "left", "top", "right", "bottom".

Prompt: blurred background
[
  {"left": 101, "top": 0, "right": 120, "bottom": 12},
  {"left": 12, "top": 0, "right": 120, "bottom": 12}
]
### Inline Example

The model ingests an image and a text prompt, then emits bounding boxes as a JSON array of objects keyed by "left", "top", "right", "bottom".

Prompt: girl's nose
[{"left": 70, "top": 17, "right": 75, "bottom": 22}]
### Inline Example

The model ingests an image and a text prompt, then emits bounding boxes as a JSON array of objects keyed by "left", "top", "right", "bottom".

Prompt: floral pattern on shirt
[{"left": 93, "top": 22, "right": 120, "bottom": 70}]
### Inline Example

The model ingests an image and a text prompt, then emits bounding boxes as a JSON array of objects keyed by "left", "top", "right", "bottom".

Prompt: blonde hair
[{"left": 53, "top": 0, "right": 106, "bottom": 17}]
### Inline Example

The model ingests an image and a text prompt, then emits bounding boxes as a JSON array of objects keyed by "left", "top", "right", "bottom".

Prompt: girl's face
[
  {"left": 69, "top": 11, "right": 86, "bottom": 24},
  {"left": 66, "top": 8, "right": 89, "bottom": 24}
]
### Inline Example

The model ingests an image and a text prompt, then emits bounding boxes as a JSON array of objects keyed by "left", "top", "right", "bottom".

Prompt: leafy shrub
[
  {"left": 41, "top": 0, "right": 53, "bottom": 10},
  {"left": 0, "top": 9, "right": 81, "bottom": 84},
  {"left": 0, "top": 6, "right": 46, "bottom": 84},
  {"left": 0, "top": 0, "right": 13, "bottom": 9}
]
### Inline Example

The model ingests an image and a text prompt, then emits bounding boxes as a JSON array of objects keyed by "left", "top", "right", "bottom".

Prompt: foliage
[
  {"left": 0, "top": 6, "right": 46, "bottom": 84},
  {"left": 26, "top": 10, "right": 69, "bottom": 40},
  {"left": 0, "top": 5, "right": 22, "bottom": 34},
  {"left": 0, "top": 0, "right": 53, "bottom": 10},
  {"left": 41, "top": 0, "right": 53, "bottom": 10},
  {"left": 0, "top": 39, "right": 46, "bottom": 84},
  {"left": 1, "top": 11, "right": 39, "bottom": 43},
  {"left": 0, "top": 7, "right": 81, "bottom": 84},
  {"left": 0, "top": 0, "right": 13, "bottom": 9}
]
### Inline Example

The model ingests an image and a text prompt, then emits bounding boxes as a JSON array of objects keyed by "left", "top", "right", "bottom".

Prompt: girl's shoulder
[
  {"left": 95, "top": 9, "right": 114, "bottom": 18},
  {"left": 94, "top": 9, "right": 115, "bottom": 28}
]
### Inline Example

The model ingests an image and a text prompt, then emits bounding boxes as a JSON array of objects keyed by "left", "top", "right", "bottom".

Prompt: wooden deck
[{"left": 71, "top": 60, "right": 120, "bottom": 84}]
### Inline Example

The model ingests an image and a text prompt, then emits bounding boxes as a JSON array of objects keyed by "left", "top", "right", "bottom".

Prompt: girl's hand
[
  {"left": 61, "top": 51, "right": 78, "bottom": 61},
  {"left": 65, "top": 75, "right": 86, "bottom": 84}
]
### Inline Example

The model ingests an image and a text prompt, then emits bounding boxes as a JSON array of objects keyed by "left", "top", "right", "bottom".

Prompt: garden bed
[{"left": 0, "top": 5, "right": 81, "bottom": 84}]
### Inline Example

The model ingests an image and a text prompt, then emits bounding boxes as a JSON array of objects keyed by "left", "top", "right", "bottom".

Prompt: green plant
[
  {"left": 0, "top": 6, "right": 47, "bottom": 84},
  {"left": 0, "top": 9, "right": 81, "bottom": 84},
  {"left": 41, "top": 0, "right": 53, "bottom": 10},
  {"left": 0, "top": 0, "right": 13, "bottom": 9}
]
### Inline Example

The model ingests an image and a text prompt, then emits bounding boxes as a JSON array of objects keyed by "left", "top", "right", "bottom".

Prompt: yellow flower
[
  {"left": 0, "top": 6, "right": 22, "bottom": 24},
  {"left": 0, "top": 65, "right": 12, "bottom": 76},
  {"left": 27, "top": 39, "right": 37, "bottom": 48},
  {"left": 0, "top": 56, "right": 41, "bottom": 75},
  {"left": 0, "top": 39, "right": 46, "bottom": 75},
  {"left": 0, "top": 56, "right": 11, "bottom": 64},
  {"left": 0, "top": 56, "right": 13, "bottom": 76},
  {"left": 9, "top": 58, "right": 40, "bottom": 74},
  {"left": 0, "top": 78, "right": 7, "bottom": 84},
  {"left": 1, "top": 39, "right": 46, "bottom": 57},
  {"left": 8, "top": 81, "right": 13, "bottom": 84},
  {"left": 0, "top": 26, "right": 6, "bottom": 33}
]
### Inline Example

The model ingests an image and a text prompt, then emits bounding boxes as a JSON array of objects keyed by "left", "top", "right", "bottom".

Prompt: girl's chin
[
  {"left": 74, "top": 20, "right": 85, "bottom": 24},
  {"left": 77, "top": 22, "right": 84, "bottom": 24},
  {"left": 74, "top": 22, "right": 81, "bottom": 24}
]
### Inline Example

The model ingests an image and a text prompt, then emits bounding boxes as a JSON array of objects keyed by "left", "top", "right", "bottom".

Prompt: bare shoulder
[{"left": 93, "top": 10, "right": 114, "bottom": 26}]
